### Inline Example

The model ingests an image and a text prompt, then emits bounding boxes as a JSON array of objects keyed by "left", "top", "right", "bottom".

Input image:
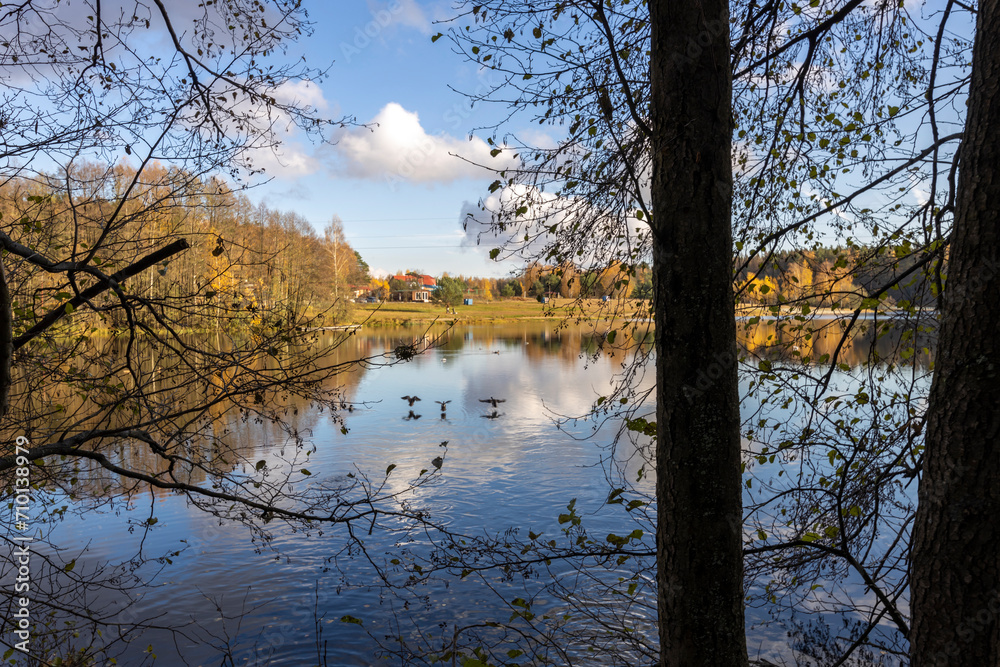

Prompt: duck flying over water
[
  {"left": 479, "top": 397, "right": 506, "bottom": 408},
  {"left": 401, "top": 395, "right": 421, "bottom": 406},
  {"left": 435, "top": 400, "right": 451, "bottom": 411}
]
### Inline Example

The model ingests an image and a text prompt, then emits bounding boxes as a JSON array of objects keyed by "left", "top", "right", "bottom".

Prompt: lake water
[
  {"left": 15, "top": 318, "right": 931, "bottom": 665},
  {"left": 32, "top": 322, "right": 661, "bottom": 665}
]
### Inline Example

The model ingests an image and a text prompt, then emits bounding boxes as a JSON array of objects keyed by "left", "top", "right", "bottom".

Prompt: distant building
[{"left": 390, "top": 273, "right": 433, "bottom": 302}]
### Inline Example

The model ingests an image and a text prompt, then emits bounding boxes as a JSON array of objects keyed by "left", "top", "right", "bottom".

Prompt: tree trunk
[
  {"left": 0, "top": 260, "right": 12, "bottom": 417},
  {"left": 910, "top": 2, "right": 1000, "bottom": 665},
  {"left": 649, "top": 1, "right": 748, "bottom": 665}
]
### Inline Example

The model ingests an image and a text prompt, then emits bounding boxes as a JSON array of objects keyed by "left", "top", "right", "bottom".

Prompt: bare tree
[
  {"left": 0, "top": 2, "right": 443, "bottom": 662},
  {"left": 424, "top": 0, "right": 985, "bottom": 665}
]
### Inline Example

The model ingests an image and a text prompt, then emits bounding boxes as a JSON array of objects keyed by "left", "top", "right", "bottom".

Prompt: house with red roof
[{"left": 390, "top": 273, "right": 435, "bottom": 302}]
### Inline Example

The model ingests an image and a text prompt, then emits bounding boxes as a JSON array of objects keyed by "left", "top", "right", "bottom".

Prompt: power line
[
  {"left": 351, "top": 245, "right": 471, "bottom": 250},
  {"left": 339, "top": 216, "right": 460, "bottom": 223}
]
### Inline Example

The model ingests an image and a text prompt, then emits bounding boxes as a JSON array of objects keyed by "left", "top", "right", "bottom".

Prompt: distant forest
[{"left": 1, "top": 162, "right": 369, "bottom": 334}]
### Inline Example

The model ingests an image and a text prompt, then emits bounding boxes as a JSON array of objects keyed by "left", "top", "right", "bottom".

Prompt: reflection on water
[
  {"left": 31, "top": 322, "right": 657, "bottom": 665},
  {"left": 12, "top": 318, "right": 929, "bottom": 664}
]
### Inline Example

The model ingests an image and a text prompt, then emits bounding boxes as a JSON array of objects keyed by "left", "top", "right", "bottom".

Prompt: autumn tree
[
  {"left": 438, "top": 0, "right": 746, "bottom": 662},
  {"left": 0, "top": 1, "right": 435, "bottom": 661},
  {"left": 429, "top": 0, "right": 990, "bottom": 665}
]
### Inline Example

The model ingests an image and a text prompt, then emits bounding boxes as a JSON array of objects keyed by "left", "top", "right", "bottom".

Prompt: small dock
[{"left": 297, "top": 324, "right": 362, "bottom": 332}]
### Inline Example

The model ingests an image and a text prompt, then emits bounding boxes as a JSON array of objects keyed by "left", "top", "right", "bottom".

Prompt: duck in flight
[
  {"left": 402, "top": 395, "right": 421, "bottom": 406},
  {"left": 435, "top": 400, "right": 451, "bottom": 411},
  {"left": 479, "top": 397, "right": 506, "bottom": 408}
]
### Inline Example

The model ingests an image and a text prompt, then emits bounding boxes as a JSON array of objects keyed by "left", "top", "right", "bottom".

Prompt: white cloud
[
  {"left": 334, "top": 103, "right": 516, "bottom": 186},
  {"left": 230, "top": 79, "right": 336, "bottom": 179},
  {"left": 909, "top": 173, "right": 931, "bottom": 207},
  {"left": 458, "top": 183, "right": 651, "bottom": 268},
  {"left": 271, "top": 79, "right": 329, "bottom": 113},
  {"left": 365, "top": 0, "right": 433, "bottom": 34},
  {"left": 246, "top": 137, "right": 320, "bottom": 178}
]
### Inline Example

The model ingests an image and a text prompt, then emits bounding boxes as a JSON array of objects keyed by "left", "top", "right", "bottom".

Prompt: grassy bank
[{"left": 348, "top": 299, "right": 920, "bottom": 328}]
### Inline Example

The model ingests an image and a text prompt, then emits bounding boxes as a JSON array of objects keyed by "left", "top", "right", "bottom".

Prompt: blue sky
[
  {"left": 235, "top": 0, "right": 956, "bottom": 280},
  {"left": 243, "top": 1, "right": 525, "bottom": 279}
]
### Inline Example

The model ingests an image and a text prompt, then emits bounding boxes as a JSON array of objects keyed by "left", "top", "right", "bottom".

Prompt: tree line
[{"left": 1, "top": 162, "right": 368, "bottom": 338}]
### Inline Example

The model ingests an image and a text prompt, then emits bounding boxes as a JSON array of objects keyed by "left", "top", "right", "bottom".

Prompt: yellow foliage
[{"left": 740, "top": 273, "right": 779, "bottom": 304}]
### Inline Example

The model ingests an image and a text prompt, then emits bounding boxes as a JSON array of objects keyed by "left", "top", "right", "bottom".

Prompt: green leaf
[
  {"left": 489, "top": 248, "right": 501, "bottom": 260},
  {"left": 888, "top": 105, "right": 900, "bottom": 117},
  {"left": 340, "top": 615, "right": 364, "bottom": 625},
  {"left": 431, "top": 32, "right": 442, "bottom": 43},
  {"left": 64, "top": 302, "right": 75, "bottom": 314},
  {"left": 300, "top": 468, "right": 312, "bottom": 476},
  {"left": 606, "top": 330, "right": 617, "bottom": 344},
  {"left": 606, "top": 532, "right": 628, "bottom": 547},
  {"left": 385, "top": 464, "right": 397, "bottom": 476},
  {"left": 255, "top": 460, "right": 266, "bottom": 471},
  {"left": 64, "top": 559, "right": 76, "bottom": 572}
]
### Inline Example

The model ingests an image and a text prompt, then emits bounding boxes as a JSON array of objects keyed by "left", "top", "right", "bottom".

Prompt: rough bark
[
  {"left": 0, "top": 260, "right": 12, "bottom": 417},
  {"left": 910, "top": 1, "right": 1000, "bottom": 665},
  {"left": 649, "top": 1, "right": 748, "bottom": 665}
]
